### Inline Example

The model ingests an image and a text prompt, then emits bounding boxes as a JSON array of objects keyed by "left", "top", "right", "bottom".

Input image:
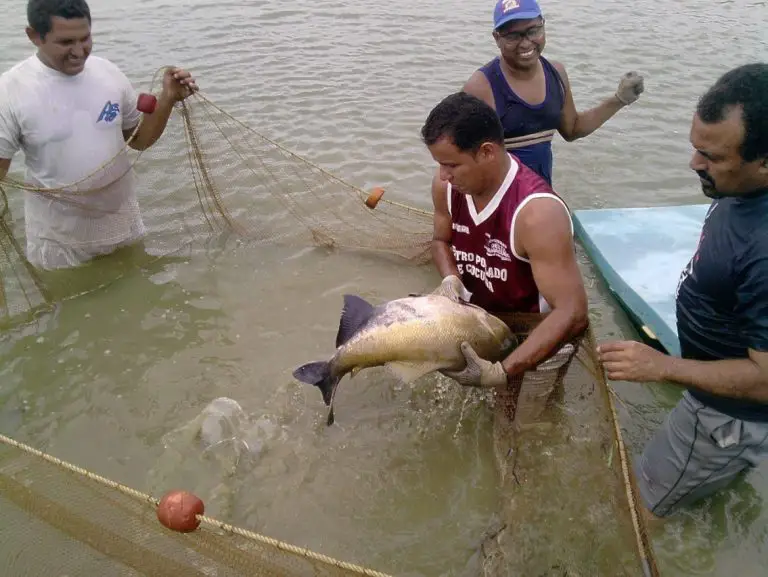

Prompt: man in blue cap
[{"left": 462, "top": 0, "right": 645, "bottom": 185}]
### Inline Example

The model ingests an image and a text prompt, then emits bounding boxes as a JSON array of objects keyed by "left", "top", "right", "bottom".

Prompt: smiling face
[
  {"left": 26, "top": 15, "right": 92, "bottom": 76},
  {"left": 493, "top": 17, "right": 546, "bottom": 71}
]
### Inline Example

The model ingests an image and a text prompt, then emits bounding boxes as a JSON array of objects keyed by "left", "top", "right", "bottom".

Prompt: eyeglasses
[{"left": 496, "top": 20, "right": 545, "bottom": 43}]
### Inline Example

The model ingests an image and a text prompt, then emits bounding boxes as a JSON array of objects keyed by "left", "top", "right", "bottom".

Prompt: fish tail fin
[
  {"left": 293, "top": 293, "right": 373, "bottom": 426},
  {"left": 292, "top": 361, "right": 342, "bottom": 426},
  {"left": 336, "top": 295, "right": 375, "bottom": 347},
  {"left": 292, "top": 361, "right": 336, "bottom": 405}
]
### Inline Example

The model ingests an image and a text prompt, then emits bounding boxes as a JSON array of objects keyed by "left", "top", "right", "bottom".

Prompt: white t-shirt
[{"left": 0, "top": 54, "right": 146, "bottom": 270}]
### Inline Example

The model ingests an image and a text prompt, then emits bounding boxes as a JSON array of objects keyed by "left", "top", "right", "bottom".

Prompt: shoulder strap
[{"left": 540, "top": 56, "right": 566, "bottom": 102}]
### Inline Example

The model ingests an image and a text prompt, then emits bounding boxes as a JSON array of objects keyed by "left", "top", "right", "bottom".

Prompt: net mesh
[
  {"left": 0, "top": 432, "right": 394, "bottom": 577},
  {"left": 0, "top": 67, "right": 433, "bottom": 325},
  {"left": 0, "top": 321, "right": 659, "bottom": 577},
  {"left": 477, "top": 315, "right": 658, "bottom": 577},
  {"left": 0, "top": 67, "right": 659, "bottom": 576}
]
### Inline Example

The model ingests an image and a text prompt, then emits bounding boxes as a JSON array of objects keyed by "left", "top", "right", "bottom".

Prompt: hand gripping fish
[{"left": 292, "top": 276, "right": 519, "bottom": 425}]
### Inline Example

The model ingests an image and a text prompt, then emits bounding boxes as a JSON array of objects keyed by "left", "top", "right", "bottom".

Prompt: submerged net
[
  {"left": 478, "top": 314, "right": 659, "bottom": 577},
  {"left": 0, "top": 432, "right": 393, "bottom": 577},
  {"left": 0, "top": 320, "right": 660, "bottom": 577},
  {"left": 0, "top": 67, "right": 659, "bottom": 575}
]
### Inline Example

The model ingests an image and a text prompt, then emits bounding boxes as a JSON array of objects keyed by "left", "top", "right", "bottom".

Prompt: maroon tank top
[{"left": 448, "top": 154, "right": 570, "bottom": 313}]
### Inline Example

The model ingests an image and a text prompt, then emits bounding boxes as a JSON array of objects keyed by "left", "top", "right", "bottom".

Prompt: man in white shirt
[{"left": 0, "top": 0, "right": 198, "bottom": 270}]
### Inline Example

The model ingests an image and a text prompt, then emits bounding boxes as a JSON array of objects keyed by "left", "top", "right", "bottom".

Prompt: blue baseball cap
[{"left": 493, "top": 0, "right": 542, "bottom": 30}]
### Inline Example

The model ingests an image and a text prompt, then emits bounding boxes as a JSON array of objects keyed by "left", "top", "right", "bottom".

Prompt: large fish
[{"left": 293, "top": 276, "right": 518, "bottom": 425}]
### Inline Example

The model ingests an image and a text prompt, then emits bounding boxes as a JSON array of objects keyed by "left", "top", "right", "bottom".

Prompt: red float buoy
[
  {"left": 137, "top": 93, "right": 158, "bottom": 114},
  {"left": 156, "top": 490, "right": 205, "bottom": 533}
]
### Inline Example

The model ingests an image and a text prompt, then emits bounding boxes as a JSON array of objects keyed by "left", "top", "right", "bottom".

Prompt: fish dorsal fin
[{"left": 336, "top": 295, "right": 375, "bottom": 347}]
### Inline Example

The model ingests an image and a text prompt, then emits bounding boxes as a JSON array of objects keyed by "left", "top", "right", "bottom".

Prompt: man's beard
[{"left": 696, "top": 170, "right": 722, "bottom": 199}]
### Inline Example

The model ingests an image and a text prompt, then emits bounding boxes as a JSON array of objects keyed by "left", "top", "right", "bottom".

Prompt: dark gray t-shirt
[{"left": 675, "top": 190, "right": 768, "bottom": 422}]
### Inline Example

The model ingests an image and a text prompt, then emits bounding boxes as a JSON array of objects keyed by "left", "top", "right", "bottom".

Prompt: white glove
[
  {"left": 441, "top": 275, "right": 473, "bottom": 303},
  {"left": 615, "top": 71, "right": 644, "bottom": 105},
  {"left": 441, "top": 342, "right": 509, "bottom": 387}
]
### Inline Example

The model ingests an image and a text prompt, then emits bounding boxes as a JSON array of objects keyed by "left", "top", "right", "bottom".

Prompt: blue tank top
[{"left": 479, "top": 56, "right": 565, "bottom": 185}]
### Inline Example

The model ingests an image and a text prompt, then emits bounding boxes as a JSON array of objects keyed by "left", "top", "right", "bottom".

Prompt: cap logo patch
[{"left": 502, "top": 0, "right": 520, "bottom": 13}]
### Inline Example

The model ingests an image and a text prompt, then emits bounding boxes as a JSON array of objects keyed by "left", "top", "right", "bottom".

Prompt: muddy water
[{"left": 0, "top": 0, "right": 767, "bottom": 575}]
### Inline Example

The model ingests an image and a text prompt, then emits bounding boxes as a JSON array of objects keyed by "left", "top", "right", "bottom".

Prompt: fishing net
[
  {"left": 477, "top": 314, "right": 658, "bottom": 577},
  {"left": 0, "top": 67, "right": 659, "bottom": 576},
  {"left": 0, "top": 67, "right": 433, "bottom": 326},
  {"left": 0, "top": 326, "right": 659, "bottom": 577},
  {"left": 0, "top": 432, "right": 393, "bottom": 577}
]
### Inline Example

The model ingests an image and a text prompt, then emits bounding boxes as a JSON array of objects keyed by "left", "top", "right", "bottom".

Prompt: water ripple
[{"left": 1, "top": 1, "right": 766, "bottom": 575}]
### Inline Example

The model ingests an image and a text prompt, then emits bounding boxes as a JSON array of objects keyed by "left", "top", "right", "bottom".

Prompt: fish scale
[{"left": 293, "top": 277, "right": 518, "bottom": 425}]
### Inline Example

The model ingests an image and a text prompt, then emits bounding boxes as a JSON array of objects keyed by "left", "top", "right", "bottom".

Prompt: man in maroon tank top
[{"left": 420, "top": 91, "right": 588, "bottom": 398}]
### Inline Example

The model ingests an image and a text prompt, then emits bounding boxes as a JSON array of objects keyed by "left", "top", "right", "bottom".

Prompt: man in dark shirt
[{"left": 597, "top": 63, "right": 768, "bottom": 518}]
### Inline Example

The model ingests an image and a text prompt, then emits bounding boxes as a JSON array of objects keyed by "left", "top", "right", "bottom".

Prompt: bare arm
[
  {"left": 553, "top": 61, "right": 628, "bottom": 143},
  {"left": 599, "top": 241, "right": 768, "bottom": 402},
  {"left": 462, "top": 70, "right": 496, "bottom": 110},
  {"left": 662, "top": 350, "right": 768, "bottom": 402},
  {"left": 430, "top": 170, "right": 460, "bottom": 278},
  {"left": 501, "top": 198, "right": 588, "bottom": 376},
  {"left": 664, "top": 245, "right": 768, "bottom": 401},
  {"left": 599, "top": 340, "right": 768, "bottom": 403},
  {"left": 122, "top": 67, "right": 197, "bottom": 151}
]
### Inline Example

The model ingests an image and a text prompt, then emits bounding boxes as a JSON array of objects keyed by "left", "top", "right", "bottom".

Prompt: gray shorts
[{"left": 635, "top": 391, "right": 768, "bottom": 517}]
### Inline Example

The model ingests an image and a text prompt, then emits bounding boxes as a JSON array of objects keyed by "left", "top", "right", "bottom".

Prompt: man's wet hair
[
  {"left": 421, "top": 92, "right": 505, "bottom": 153},
  {"left": 27, "top": 0, "right": 91, "bottom": 40},
  {"left": 697, "top": 63, "right": 768, "bottom": 163}
]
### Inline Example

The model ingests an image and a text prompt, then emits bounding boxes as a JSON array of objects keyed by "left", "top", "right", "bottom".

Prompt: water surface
[{"left": 1, "top": 0, "right": 767, "bottom": 575}]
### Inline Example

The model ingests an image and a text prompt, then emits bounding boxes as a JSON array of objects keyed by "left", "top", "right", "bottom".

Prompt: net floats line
[
  {"left": 0, "top": 431, "right": 395, "bottom": 577},
  {"left": 0, "top": 65, "right": 433, "bottom": 220}
]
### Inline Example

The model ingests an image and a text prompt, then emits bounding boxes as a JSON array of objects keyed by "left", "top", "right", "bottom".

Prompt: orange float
[
  {"left": 156, "top": 490, "right": 205, "bottom": 532},
  {"left": 365, "top": 187, "right": 385, "bottom": 209}
]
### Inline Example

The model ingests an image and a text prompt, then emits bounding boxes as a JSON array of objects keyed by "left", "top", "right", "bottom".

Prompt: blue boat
[{"left": 573, "top": 204, "right": 710, "bottom": 357}]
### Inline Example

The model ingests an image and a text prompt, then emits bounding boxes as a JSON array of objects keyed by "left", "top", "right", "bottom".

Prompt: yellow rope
[
  {"left": 0, "top": 67, "right": 653, "bottom": 577},
  {"left": 0, "top": 67, "right": 434, "bottom": 221},
  {"left": 583, "top": 327, "right": 659, "bottom": 577},
  {"left": 0, "top": 432, "right": 394, "bottom": 577},
  {"left": 0, "top": 342, "right": 658, "bottom": 577},
  {"left": 189, "top": 91, "right": 435, "bottom": 217},
  {"left": 0, "top": 67, "right": 166, "bottom": 195}
]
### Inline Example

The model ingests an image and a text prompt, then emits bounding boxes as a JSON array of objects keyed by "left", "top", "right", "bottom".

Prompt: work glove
[
  {"left": 440, "top": 275, "right": 473, "bottom": 304},
  {"left": 441, "top": 341, "right": 509, "bottom": 388},
  {"left": 615, "top": 71, "right": 644, "bottom": 105}
]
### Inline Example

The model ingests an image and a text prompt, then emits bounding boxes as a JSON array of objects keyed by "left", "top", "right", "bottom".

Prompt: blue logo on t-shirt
[{"left": 97, "top": 101, "right": 120, "bottom": 123}]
